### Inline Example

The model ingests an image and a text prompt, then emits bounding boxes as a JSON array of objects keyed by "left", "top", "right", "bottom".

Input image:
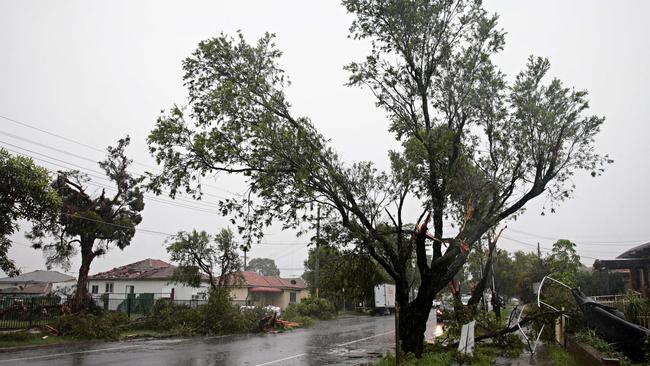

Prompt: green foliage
[
  {"left": 544, "top": 344, "right": 579, "bottom": 366},
  {"left": 624, "top": 295, "right": 650, "bottom": 324},
  {"left": 55, "top": 312, "right": 129, "bottom": 340},
  {"left": 573, "top": 329, "right": 636, "bottom": 364},
  {"left": 493, "top": 333, "right": 524, "bottom": 358},
  {"left": 167, "top": 228, "right": 242, "bottom": 290},
  {"left": 282, "top": 297, "right": 336, "bottom": 321},
  {"left": 247, "top": 257, "right": 280, "bottom": 276},
  {"left": 376, "top": 344, "right": 497, "bottom": 366},
  {"left": 146, "top": 299, "right": 203, "bottom": 334},
  {"left": 28, "top": 137, "right": 144, "bottom": 309},
  {"left": 0, "top": 148, "right": 61, "bottom": 276},
  {"left": 145, "top": 290, "right": 269, "bottom": 335},
  {"left": 146, "top": 0, "right": 608, "bottom": 357},
  {"left": 303, "top": 246, "right": 389, "bottom": 307},
  {"left": 576, "top": 269, "right": 626, "bottom": 296}
]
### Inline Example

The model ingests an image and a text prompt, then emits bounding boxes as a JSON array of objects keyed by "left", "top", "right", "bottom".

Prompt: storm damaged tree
[
  {"left": 166, "top": 228, "right": 242, "bottom": 290},
  {"left": 29, "top": 137, "right": 144, "bottom": 311},
  {"left": 146, "top": 0, "right": 609, "bottom": 356}
]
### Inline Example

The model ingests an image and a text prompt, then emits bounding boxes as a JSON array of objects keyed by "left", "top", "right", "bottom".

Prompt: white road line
[
  {"left": 0, "top": 345, "right": 141, "bottom": 363},
  {"left": 253, "top": 353, "right": 307, "bottom": 366},
  {"left": 335, "top": 330, "right": 395, "bottom": 347}
]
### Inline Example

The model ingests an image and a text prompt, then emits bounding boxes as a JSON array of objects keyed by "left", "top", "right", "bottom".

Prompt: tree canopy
[
  {"left": 147, "top": 0, "right": 608, "bottom": 356},
  {"left": 303, "top": 245, "right": 390, "bottom": 307},
  {"left": 0, "top": 149, "right": 61, "bottom": 276},
  {"left": 29, "top": 137, "right": 144, "bottom": 310},
  {"left": 167, "top": 228, "right": 242, "bottom": 290},
  {"left": 247, "top": 257, "right": 280, "bottom": 277}
]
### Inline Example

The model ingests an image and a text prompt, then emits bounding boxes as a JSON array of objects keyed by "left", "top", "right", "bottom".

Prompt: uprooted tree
[
  {"left": 29, "top": 137, "right": 144, "bottom": 311},
  {"left": 146, "top": 0, "right": 609, "bottom": 356},
  {"left": 167, "top": 228, "right": 242, "bottom": 290}
]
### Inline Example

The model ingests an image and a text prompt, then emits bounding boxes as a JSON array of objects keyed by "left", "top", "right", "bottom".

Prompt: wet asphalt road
[{"left": 0, "top": 315, "right": 397, "bottom": 366}]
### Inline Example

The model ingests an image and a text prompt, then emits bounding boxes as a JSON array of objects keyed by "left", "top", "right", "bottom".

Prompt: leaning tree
[
  {"left": 30, "top": 137, "right": 144, "bottom": 311},
  {"left": 147, "top": 0, "right": 609, "bottom": 356}
]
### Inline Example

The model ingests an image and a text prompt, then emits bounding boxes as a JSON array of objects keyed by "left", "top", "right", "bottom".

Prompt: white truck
[{"left": 374, "top": 284, "right": 396, "bottom": 315}]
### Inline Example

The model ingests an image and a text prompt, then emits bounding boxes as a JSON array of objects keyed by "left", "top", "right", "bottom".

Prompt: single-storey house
[
  {"left": 87, "top": 258, "right": 308, "bottom": 310},
  {"left": 0, "top": 270, "right": 76, "bottom": 297},
  {"left": 229, "top": 271, "right": 309, "bottom": 309}
]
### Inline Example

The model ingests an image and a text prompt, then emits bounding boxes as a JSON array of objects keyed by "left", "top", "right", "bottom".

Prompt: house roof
[
  {"left": 617, "top": 242, "right": 650, "bottom": 259},
  {"left": 87, "top": 259, "right": 307, "bottom": 291},
  {"left": 89, "top": 258, "right": 176, "bottom": 280},
  {"left": 0, "top": 270, "right": 74, "bottom": 284},
  {"left": 0, "top": 282, "right": 52, "bottom": 294},
  {"left": 239, "top": 271, "right": 307, "bottom": 290}
]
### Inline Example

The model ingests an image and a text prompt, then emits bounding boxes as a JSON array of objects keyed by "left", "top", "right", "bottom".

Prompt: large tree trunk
[
  {"left": 395, "top": 280, "right": 436, "bottom": 357},
  {"left": 72, "top": 238, "right": 95, "bottom": 312}
]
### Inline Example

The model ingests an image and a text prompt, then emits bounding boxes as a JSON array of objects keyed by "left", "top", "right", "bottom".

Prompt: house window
[
  {"left": 91, "top": 285, "right": 99, "bottom": 294},
  {"left": 290, "top": 292, "right": 297, "bottom": 303},
  {"left": 105, "top": 283, "right": 114, "bottom": 293},
  {"left": 126, "top": 285, "right": 135, "bottom": 294}
]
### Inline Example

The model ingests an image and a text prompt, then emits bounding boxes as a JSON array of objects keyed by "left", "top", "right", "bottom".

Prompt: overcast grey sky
[{"left": 1, "top": 1, "right": 649, "bottom": 278}]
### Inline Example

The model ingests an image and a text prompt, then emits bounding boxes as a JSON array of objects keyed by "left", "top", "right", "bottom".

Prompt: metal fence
[
  {"left": 0, "top": 296, "right": 64, "bottom": 330},
  {"left": 0, "top": 294, "right": 210, "bottom": 330},
  {"left": 89, "top": 293, "right": 209, "bottom": 317}
]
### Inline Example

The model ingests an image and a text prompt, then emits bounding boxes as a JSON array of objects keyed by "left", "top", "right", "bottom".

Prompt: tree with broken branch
[
  {"left": 147, "top": 0, "right": 609, "bottom": 356},
  {"left": 29, "top": 137, "right": 144, "bottom": 311}
]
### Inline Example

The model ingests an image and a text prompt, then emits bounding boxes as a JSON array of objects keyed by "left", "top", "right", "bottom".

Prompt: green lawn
[{"left": 0, "top": 333, "right": 76, "bottom": 348}]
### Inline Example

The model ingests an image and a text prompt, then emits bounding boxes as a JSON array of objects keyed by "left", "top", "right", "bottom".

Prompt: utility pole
[
  {"left": 315, "top": 205, "right": 321, "bottom": 298},
  {"left": 243, "top": 248, "right": 248, "bottom": 271}
]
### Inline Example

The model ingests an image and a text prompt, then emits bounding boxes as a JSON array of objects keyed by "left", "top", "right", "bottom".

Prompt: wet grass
[
  {"left": 543, "top": 344, "right": 579, "bottom": 366},
  {"left": 376, "top": 344, "right": 497, "bottom": 366},
  {"left": 0, "top": 332, "right": 76, "bottom": 348}
]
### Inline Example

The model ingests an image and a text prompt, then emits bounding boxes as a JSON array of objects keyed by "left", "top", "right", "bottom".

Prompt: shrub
[
  {"left": 282, "top": 297, "right": 335, "bottom": 321},
  {"left": 145, "top": 289, "right": 270, "bottom": 335},
  {"left": 146, "top": 299, "right": 202, "bottom": 334},
  {"left": 55, "top": 311, "right": 128, "bottom": 340}
]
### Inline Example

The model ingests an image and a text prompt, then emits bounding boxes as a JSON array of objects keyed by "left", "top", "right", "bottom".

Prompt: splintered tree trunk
[{"left": 72, "top": 239, "right": 95, "bottom": 312}]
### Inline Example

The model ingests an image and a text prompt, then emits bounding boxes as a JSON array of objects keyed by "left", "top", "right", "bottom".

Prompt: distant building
[
  {"left": 0, "top": 270, "right": 76, "bottom": 297},
  {"left": 86, "top": 258, "right": 308, "bottom": 310},
  {"left": 594, "top": 242, "right": 650, "bottom": 297}
]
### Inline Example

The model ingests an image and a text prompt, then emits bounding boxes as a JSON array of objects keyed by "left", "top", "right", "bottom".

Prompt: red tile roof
[
  {"left": 88, "top": 259, "right": 307, "bottom": 291},
  {"left": 239, "top": 271, "right": 307, "bottom": 290},
  {"left": 89, "top": 258, "right": 176, "bottom": 280}
]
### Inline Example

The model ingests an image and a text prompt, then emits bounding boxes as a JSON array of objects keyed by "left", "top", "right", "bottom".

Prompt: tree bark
[
  {"left": 72, "top": 237, "right": 95, "bottom": 312},
  {"left": 396, "top": 279, "right": 436, "bottom": 357}
]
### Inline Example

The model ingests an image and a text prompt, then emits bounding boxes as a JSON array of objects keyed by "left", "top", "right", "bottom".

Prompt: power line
[
  {"left": 0, "top": 114, "right": 241, "bottom": 197},
  {"left": 500, "top": 234, "right": 601, "bottom": 260},
  {"left": 0, "top": 143, "right": 232, "bottom": 215},
  {"left": 507, "top": 227, "right": 649, "bottom": 246}
]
